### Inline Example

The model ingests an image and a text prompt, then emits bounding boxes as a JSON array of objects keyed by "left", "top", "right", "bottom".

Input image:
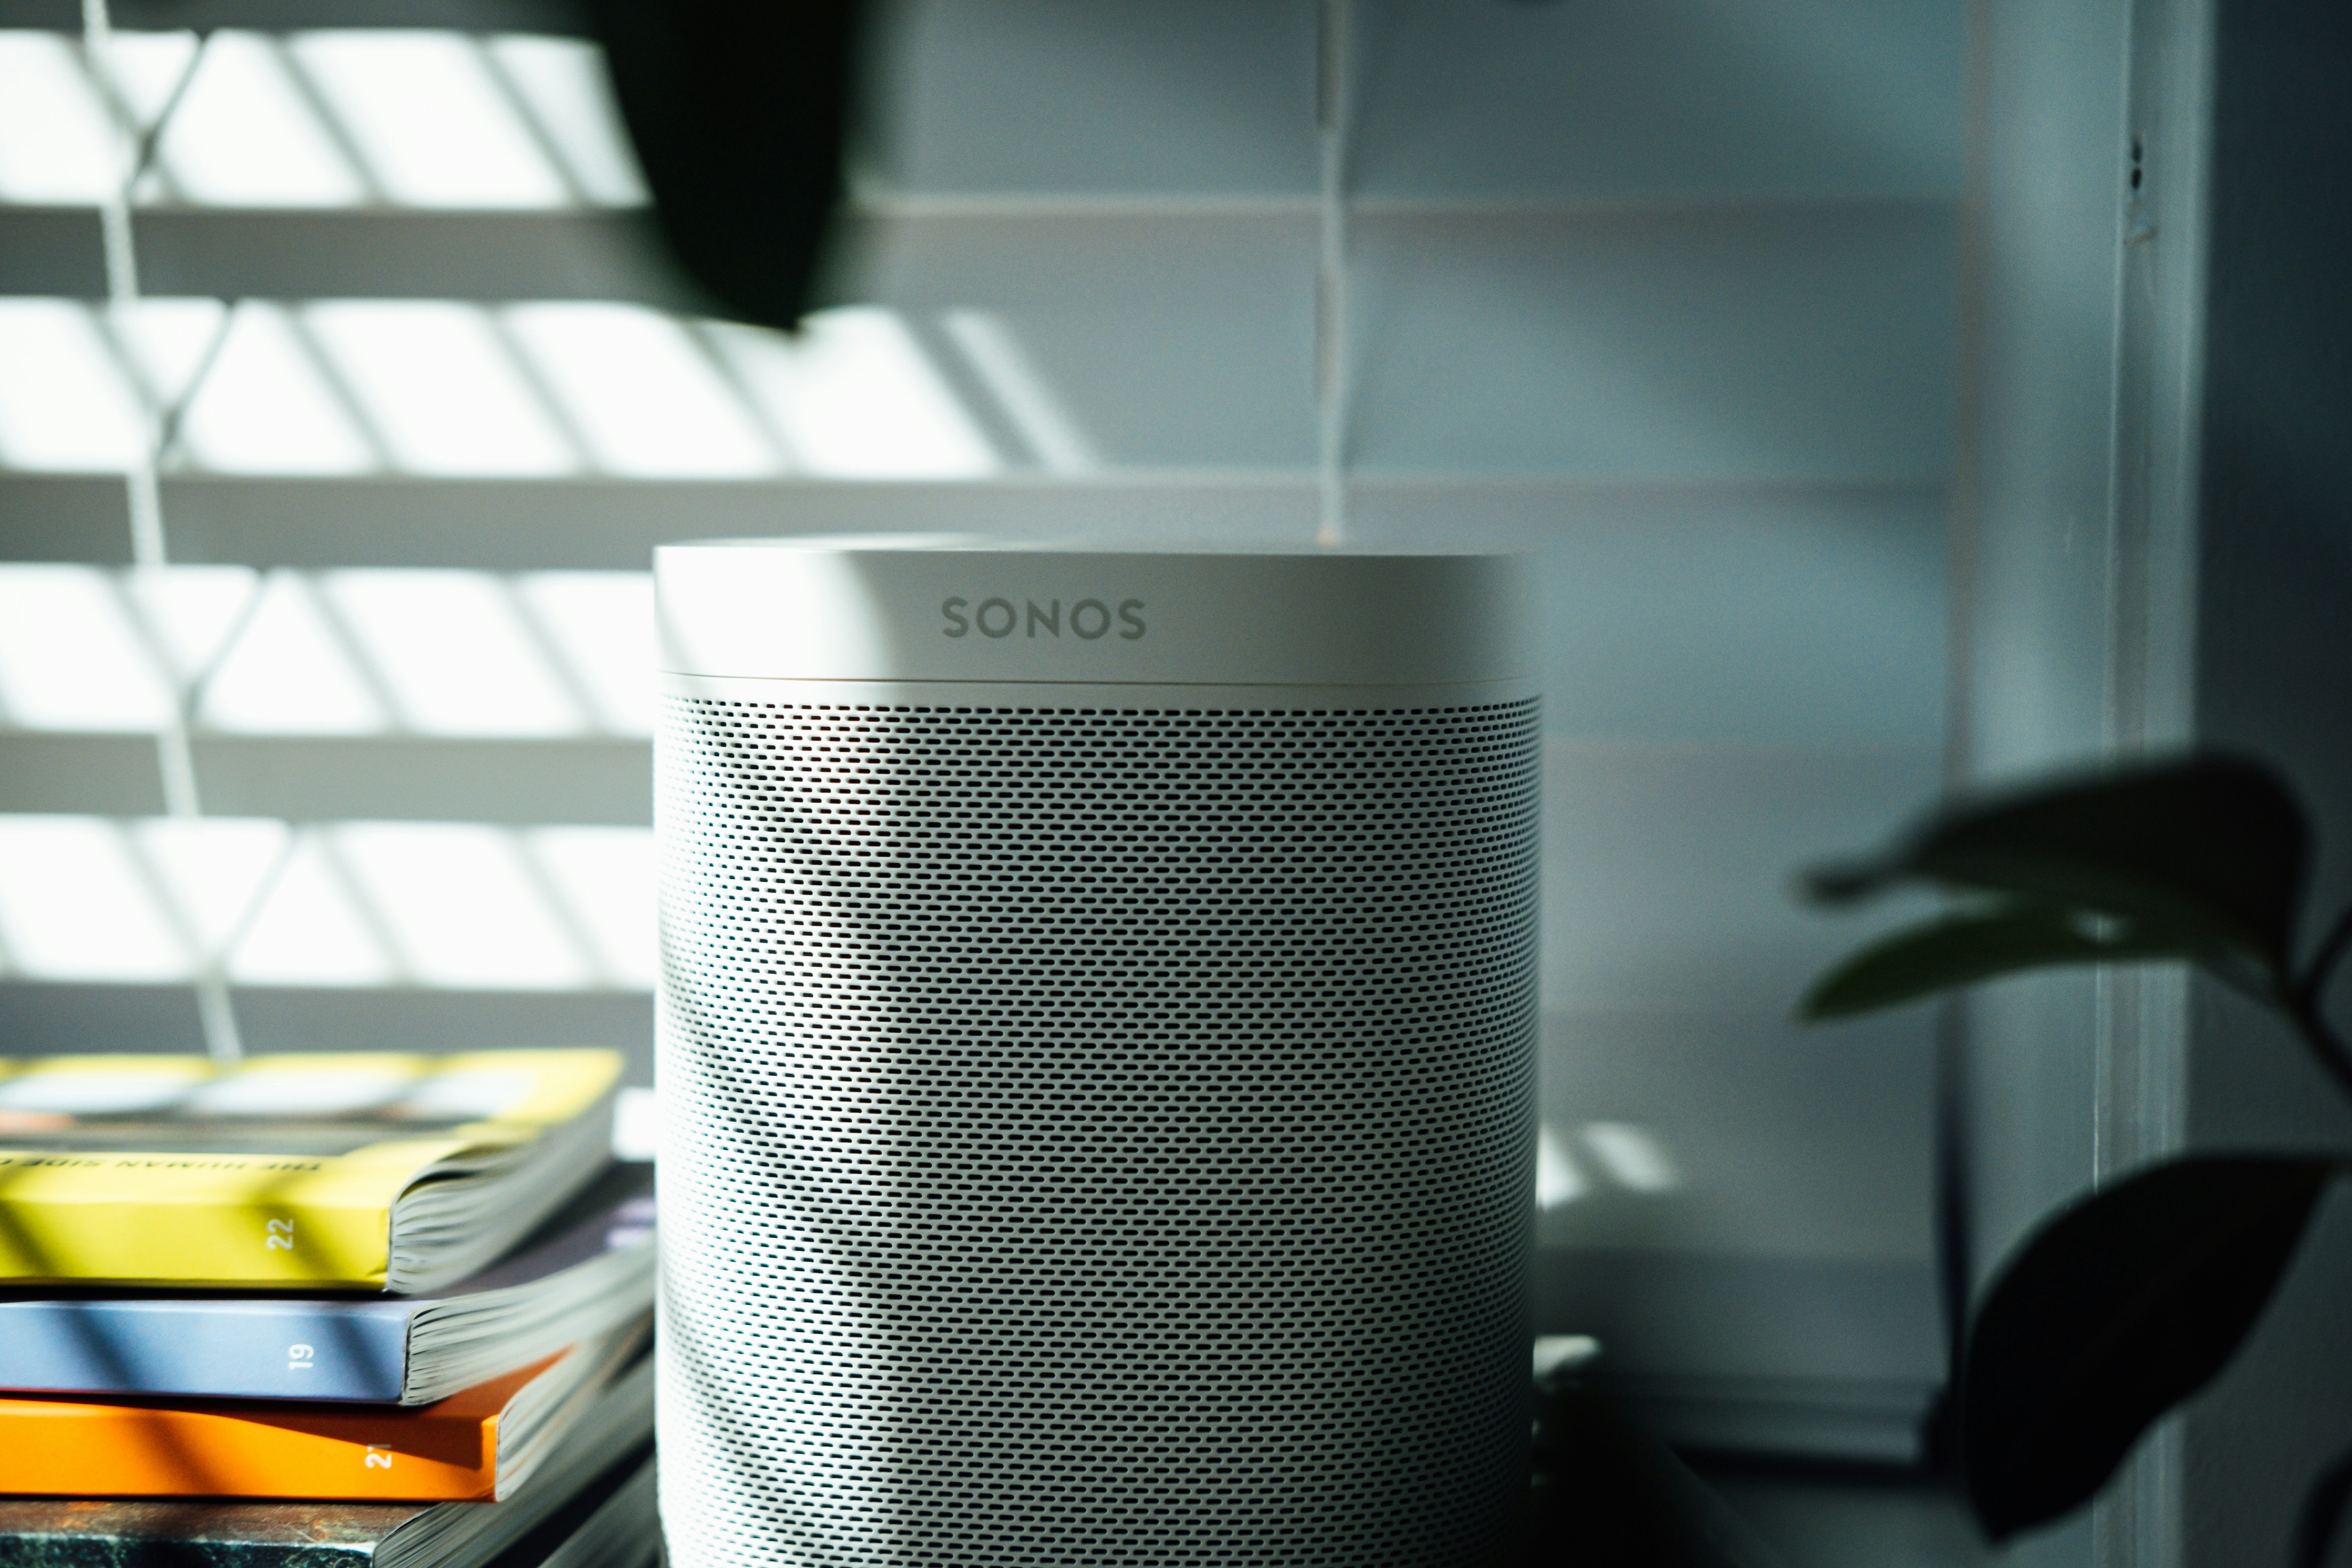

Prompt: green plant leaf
[
  {"left": 1962, "top": 1154, "right": 2337, "bottom": 1540},
  {"left": 1798, "top": 903, "right": 2189, "bottom": 1020},
  {"left": 1806, "top": 753, "right": 2309, "bottom": 983}
]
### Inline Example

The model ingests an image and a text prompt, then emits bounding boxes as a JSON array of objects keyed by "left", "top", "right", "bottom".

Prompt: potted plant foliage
[{"left": 1800, "top": 753, "right": 2352, "bottom": 1563}]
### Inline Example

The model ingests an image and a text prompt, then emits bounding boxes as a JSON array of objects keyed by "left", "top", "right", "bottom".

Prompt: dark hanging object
[{"left": 583, "top": 0, "right": 864, "bottom": 330}]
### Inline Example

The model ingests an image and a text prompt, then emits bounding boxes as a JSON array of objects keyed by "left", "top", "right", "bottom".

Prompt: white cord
[
  {"left": 82, "top": 0, "right": 243, "bottom": 1064},
  {"left": 1314, "top": 0, "right": 1352, "bottom": 549}
]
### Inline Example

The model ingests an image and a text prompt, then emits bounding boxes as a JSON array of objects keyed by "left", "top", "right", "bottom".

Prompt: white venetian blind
[{"left": 0, "top": 0, "right": 1965, "bottom": 1459}]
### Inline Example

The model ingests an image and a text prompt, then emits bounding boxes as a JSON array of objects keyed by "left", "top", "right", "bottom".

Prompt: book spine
[
  {"left": 0, "top": 1300, "right": 412, "bottom": 1402},
  {"left": 0, "top": 1146, "right": 432, "bottom": 1287},
  {"left": 0, "top": 1396, "right": 495, "bottom": 1501}
]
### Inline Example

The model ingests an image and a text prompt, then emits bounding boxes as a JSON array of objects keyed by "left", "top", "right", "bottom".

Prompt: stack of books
[{"left": 0, "top": 1049, "right": 656, "bottom": 1568}]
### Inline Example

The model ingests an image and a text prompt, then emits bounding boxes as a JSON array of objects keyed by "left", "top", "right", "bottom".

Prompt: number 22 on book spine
[{"left": 265, "top": 1218, "right": 294, "bottom": 1251}]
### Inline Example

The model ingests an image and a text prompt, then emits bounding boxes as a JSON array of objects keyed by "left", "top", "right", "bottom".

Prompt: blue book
[{"left": 0, "top": 1163, "right": 651, "bottom": 1405}]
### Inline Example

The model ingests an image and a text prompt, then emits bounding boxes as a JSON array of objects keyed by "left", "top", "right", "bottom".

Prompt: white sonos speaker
[{"left": 655, "top": 539, "right": 1540, "bottom": 1566}]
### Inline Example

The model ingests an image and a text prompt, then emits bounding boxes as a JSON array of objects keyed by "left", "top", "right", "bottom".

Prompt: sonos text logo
[{"left": 941, "top": 596, "right": 1145, "bottom": 641}]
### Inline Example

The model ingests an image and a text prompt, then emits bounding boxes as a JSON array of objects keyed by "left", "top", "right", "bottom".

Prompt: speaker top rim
[
  {"left": 658, "top": 533, "right": 1522, "bottom": 559},
  {"left": 656, "top": 543, "right": 1537, "bottom": 689}
]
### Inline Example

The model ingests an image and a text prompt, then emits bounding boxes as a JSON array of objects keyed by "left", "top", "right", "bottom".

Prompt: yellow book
[{"left": 0, "top": 1050, "right": 621, "bottom": 1291}]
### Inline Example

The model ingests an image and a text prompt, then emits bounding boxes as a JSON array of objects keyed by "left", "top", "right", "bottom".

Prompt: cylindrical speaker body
[{"left": 655, "top": 542, "right": 1540, "bottom": 1566}]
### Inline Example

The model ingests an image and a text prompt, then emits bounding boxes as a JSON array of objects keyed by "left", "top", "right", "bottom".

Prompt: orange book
[{"left": 0, "top": 1322, "right": 638, "bottom": 1502}]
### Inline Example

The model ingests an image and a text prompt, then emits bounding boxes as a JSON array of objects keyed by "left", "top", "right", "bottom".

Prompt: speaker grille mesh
[{"left": 657, "top": 696, "right": 1540, "bottom": 1566}]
